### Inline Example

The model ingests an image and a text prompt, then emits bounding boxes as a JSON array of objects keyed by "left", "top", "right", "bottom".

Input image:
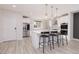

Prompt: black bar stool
[
  {"left": 39, "top": 31, "right": 50, "bottom": 53},
  {"left": 60, "top": 30, "right": 68, "bottom": 45},
  {"left": 51, "top": 31, "right": 59, "bottom": 47},
  {"left": 49, "top": 30, "right": 59, "bottom": 50}
]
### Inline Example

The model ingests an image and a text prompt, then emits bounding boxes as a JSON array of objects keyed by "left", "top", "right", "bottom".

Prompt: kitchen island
[{"left": 31, "top": 29, "right": 50, "bottom": 48}]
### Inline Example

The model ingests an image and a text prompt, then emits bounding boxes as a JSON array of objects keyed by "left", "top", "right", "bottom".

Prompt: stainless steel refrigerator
[{"left": 23, "top": 23, "right": 30, "bottom": 37}]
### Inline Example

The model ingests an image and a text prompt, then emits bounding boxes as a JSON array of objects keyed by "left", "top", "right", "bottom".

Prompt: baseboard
[
  {"left": 72, "top": 38, "right": 79, "bottom": 41},
  {"left": 0, "top": 38, "right": 23, "bottom": 43}
]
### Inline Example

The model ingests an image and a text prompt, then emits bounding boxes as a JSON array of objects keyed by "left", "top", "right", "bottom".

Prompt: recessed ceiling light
[{"left": 12, "top": 5, "right": 16, "bottom": 8}]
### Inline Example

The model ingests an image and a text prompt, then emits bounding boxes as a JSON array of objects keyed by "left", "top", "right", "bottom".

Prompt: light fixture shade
[
  {"left": 45, "top": 4, "right": 48, "bottom": 18},
  {"left": 51, "top": 5, "right": 53, "bottom": 18}
]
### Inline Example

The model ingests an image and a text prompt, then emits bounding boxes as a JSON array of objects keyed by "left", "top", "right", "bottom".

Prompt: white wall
[
  {"left": 0, "top": 9, "right": 23, "bottom": 42},
  {"left": 23, "top": 18, "right": 31, "bottom": 24}
]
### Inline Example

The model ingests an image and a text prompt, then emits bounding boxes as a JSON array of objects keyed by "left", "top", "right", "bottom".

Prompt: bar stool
[
  {"left": 39, "top": 32, "right": 50, "bottom": 53},
  {"left": 49, "top": 30, "right": 59, "bottom": 50},
  {"left": 60, "top": 30, "right": 68, "bottom": 45}
]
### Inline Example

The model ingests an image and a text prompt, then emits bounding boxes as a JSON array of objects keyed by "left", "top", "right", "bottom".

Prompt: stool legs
[
  {"left": 59, "top": 35, "right": 61, "bottom": 44},
  {"left": 39, "top": 34, "right": 68, "bottom": 53},
  {"left": 43, "top": 37, "right": 45, "bottom": 53},
  {"left": 62, "top": 35, "right": 64, "bottom": 46},
  {"left": 49, "top": 36, "right": 52, "bottom": 50},
  {"left": 39, "top": 36, "right": 49, "bottom": 53},
  {"left": 48, "top": 37, "right": 50, "bottom": 46},
  {"left": 52, "top": 36, "right": 54, "bottom": 49},
  {"left": 57, "top": 35, "right": 59, "bottom": 47},
  {"left": 39, "top": 37, "right": 46, "bottom": 53},
  {"left": 61, "top": 35, "right": 68, "bottom": 46},
  {"left": 66, "top": 35, "right": 68, "bottom": 45},
  {"left": 39, "top": 37, "right": 41, "bottom": 48}
]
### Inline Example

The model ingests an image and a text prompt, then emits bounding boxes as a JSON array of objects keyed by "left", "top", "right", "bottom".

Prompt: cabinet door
[{"left": 73, "top": 12, "right": 79, "bottom": 39}]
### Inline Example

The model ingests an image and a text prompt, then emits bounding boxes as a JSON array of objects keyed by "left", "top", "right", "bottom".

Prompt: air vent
[{"left": 23, "top": 16, "right": 29, "bottom": 18}]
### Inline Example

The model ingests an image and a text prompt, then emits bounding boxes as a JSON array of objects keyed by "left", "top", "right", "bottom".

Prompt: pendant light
[
  {"left": 45, "top": 4, "right": 48, "bottom": 19},
  {"left": 51, "top": 5, "right": 53, "bottom": 19},
  {"left": 56, "top": 8, "right": 58, "bottom": 19},
  {"left": 49, "top": 5, "right": 53, "bottom": 30},
  {"left": 55, "top": 8, "right": 58, "bottom": 25}
]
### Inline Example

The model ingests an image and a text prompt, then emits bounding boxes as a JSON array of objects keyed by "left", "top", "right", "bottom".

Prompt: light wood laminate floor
[{"left": 0, "top": 37, "right": 79, "bottom": 54}]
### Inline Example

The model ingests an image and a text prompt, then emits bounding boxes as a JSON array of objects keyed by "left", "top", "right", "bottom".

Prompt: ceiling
[{"left": 0, "top": 4, "right": 79, "bottom": 19}]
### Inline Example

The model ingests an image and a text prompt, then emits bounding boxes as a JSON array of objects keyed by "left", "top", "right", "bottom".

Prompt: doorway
[
  {"left": 73, "top": 12, "right": 79, "bottom": 39},
  {"left": 23, "top": 23, "right": 30, "bottom": 38}
]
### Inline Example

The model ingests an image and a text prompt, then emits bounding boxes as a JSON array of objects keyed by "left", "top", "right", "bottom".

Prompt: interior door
[
  {"left": 3, "top": 13, "right": 17, "bottom": 41},
  {"left": 73, "top": 12, "right": 79, "bottom": 39}
]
